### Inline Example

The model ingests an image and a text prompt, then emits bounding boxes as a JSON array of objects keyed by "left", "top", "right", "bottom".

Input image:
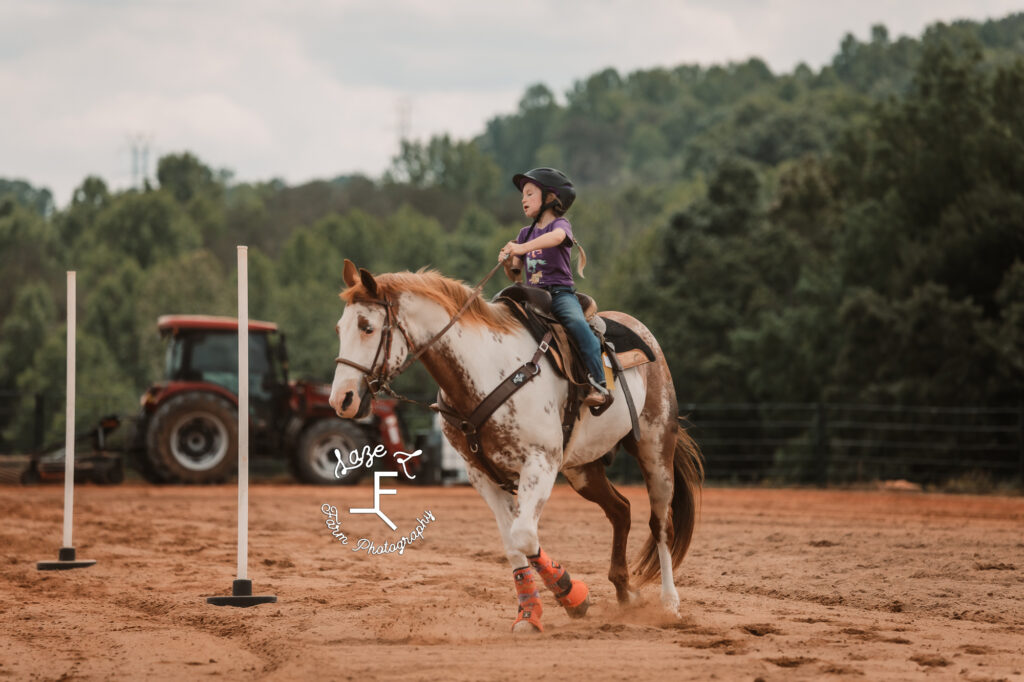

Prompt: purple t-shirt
[{"left": 516, "top": 217, "right": 575, "bottom": 288}]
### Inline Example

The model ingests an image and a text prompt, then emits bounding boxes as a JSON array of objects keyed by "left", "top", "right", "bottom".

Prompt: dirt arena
[{"left": 1, "top": 482, "right": 1022, "bottom": 681}]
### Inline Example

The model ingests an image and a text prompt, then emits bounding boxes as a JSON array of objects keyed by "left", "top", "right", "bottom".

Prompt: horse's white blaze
[{"left": 329, "top": 303, "right": 393, "bottom": 418}]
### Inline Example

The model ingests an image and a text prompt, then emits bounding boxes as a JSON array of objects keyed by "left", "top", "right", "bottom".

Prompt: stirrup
[{"left": 584, "top": 377, "right": 613, "bottom": 413}]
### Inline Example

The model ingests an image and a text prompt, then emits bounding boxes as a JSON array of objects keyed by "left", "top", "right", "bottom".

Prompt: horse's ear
[
  {"left": 358, "top": 268, "right": 379, "bottom": 297},
  {"left": 343, "top": 259, "right": 358, "bottom": 288}
]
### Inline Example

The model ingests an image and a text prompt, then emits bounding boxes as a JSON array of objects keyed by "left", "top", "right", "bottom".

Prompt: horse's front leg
[
  {"left": 511, "top": 455, "right": 591, "bottom": 630},
  {"left": 465, "top": 467, "right": 543, "bottom": 633}
]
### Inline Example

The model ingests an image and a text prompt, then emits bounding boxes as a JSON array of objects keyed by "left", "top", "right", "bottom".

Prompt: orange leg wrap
[
  {"left": 512, "top": 566, "right": 543, "bottom": 632},
  {"left": 528, "top": 547, "right": 589, "bottom": 610}
]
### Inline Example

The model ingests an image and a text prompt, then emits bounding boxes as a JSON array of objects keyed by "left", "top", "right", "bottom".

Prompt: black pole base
[
  {"left": 37, "top": 546, "right": 97, "bottom": 571},
  {"left": 206, "top": 579, "right": 277, "bottom": 608}
]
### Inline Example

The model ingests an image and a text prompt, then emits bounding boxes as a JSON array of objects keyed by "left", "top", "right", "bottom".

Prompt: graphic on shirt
[{"left": 526, "top": 253, "right": 546, "bottom": 284}]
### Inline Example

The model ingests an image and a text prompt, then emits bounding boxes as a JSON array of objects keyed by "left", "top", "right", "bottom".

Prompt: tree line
[{"left": 1, "top": 14, "right": 1022, "bottom": 449}]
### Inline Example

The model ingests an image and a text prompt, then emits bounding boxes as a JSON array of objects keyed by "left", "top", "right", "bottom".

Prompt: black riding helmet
[{"left": 512, "top": 167, "right": 576, "bottom": 213}]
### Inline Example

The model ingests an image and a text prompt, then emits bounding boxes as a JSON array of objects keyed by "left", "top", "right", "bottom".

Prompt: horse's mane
[{"left": 340, "top": 268, "right": 518, "bottom": 333}]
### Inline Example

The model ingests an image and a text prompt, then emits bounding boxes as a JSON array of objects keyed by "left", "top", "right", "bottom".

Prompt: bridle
[
  {"left": 333, "top": 294, "right": 409, "bottom": 395},
  {"left": 334, "top": 259, "right": 507, "bottom": 412}
]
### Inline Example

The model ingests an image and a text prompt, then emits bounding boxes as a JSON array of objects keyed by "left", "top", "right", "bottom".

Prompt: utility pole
[
  {"left": 126, "top": 133, "right": 153, "bottom": 189},
  {"left": 396, "top": 96, "right": 412, "bottom": 145}
]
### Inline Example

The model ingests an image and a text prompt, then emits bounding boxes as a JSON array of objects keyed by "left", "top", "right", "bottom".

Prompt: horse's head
[{"left": 329, "top": 260, "right": 411, "bottom": 419}]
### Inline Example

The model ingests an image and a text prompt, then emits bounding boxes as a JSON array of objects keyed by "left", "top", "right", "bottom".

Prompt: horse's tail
[{"left": 633, "top": 418, "right": 704, "bottom": 586}]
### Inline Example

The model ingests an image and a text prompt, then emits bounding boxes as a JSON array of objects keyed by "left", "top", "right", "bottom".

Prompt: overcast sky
[{"left": 1, "top": 0, "right": 1020, "bottom": 206}]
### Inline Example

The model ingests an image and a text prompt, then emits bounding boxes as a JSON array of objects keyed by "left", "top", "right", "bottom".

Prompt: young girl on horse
[{"left": 499, "top": 167, "right": 610, "bottom": 408}]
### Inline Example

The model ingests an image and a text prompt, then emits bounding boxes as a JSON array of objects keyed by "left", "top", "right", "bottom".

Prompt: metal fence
[
  {"left": 606, "top": 402, "right": 1023, "bottom": 487},
  {"left": 3, "top": 390, "right": 1022, "bottom": 487}
]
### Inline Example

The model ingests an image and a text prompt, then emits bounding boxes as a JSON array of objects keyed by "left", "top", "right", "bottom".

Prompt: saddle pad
[{"left": 601, "top": 317, "right": 655, "bottom": 365}]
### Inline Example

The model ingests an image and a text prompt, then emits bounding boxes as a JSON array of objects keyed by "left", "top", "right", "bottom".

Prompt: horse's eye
[{"left": 360, "top": 325, "right": 374, "bottom": 335}]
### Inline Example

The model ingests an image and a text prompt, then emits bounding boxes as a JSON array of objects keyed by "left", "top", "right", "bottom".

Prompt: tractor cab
[{"left": 158, "top": 315, "right": 290, "bottom": 431}]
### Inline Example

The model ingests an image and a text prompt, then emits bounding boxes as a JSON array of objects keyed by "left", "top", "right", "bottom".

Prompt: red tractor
[{"left": 133, "top": 315, "right": 411, "bottom": 485}]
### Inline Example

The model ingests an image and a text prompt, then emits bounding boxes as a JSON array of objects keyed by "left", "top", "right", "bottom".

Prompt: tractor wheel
[
  {"left": 294, "top": 419, "right": 370, "bottom": 485},
  {"left": 146, "top": 393, "right": 238, "bottom": 484}
]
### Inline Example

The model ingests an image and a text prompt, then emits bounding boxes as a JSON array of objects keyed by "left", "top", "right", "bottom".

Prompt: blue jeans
[{"left": 548, "top": 286, "right": 605, "bottom": 386}]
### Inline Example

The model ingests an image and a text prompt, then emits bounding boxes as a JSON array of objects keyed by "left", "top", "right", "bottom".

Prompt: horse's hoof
[
  {"left": 661, "top": 595, "right": 681, "bottom": 618},
  {"left": 558, "top": 578, "right": 590, "bottom": 618},
  {"left": 618, "top": 590, "right": 640, "bottom": 606},
  {"left": 565, "top": 594, "right": 591, "bottom": 619},
  {"left": 512, "top": 620, "right": 542, "bottom": 635}
]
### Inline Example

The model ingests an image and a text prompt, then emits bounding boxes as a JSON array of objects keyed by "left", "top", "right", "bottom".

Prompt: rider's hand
[{"left": 499, "top": 241, "right": 521, "bottom": 262}]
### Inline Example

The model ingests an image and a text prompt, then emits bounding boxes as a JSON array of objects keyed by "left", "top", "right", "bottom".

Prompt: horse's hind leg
[
  {"left": 623, "top": 427, "right": 681, "bottom": 614},
  {"left": 563, "top": 460, "right": 635, "bottom": 605}
]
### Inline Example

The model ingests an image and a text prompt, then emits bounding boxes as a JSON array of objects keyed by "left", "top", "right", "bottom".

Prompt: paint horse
[{"left": 329, "top": 260, "right": 703, "bottom": 633}]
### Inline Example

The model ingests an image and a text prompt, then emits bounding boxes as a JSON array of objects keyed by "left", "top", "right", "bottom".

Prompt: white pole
[
  {"left": 63, "top": 271, "right": 76, "bottom": 548},
  {"left": 237, "top": 246, "right": 249, "bottom": 581}
]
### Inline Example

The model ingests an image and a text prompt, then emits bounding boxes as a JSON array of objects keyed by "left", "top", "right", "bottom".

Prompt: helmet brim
[{"left": 512, "top": 174, "right": 539, "bottom": 191}]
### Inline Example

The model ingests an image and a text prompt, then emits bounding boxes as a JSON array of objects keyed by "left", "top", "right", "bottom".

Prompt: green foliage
[
  {"left": 831, "top": 284, "right": 999, "bottom": 404},
  {"left": 0, "top": 199, "right": 59, "bottom": 327},
  {"left": 0, "top": 178, "right": 54, "bottom": 216},
  {"left": 1, "top": 13, "right": 1023, "bottom": 450},
  {"left": 85, "top": 190, "right": 202, "bottom": 269},
  {"left": 157, "top": 152, "right": 221, "bottom": 204},
  {"left": 989, "top": 261, "right": 1024, "bottom": 399},
  {"left": 4, "top": 324, "right": 136, "bottom": 448},
  {"left": 621, "top": 21, "right": 1024, "bottom": 407},
  {"left": 388, "top": 136, "right": 501, "bottom": 204},
  {"left": 81, "top": 260, "right": 147, "bottom": 387},
  {"left": 0, "top": 283, "right": 58, "bottom": 390},
  {"left": 132, "top": 249, "right": 234, "bottom": 381}
]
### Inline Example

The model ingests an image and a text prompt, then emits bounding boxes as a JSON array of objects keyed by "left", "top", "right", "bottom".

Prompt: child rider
[{"left": 499, "top": 167, "right": 610, "bottom": 408}]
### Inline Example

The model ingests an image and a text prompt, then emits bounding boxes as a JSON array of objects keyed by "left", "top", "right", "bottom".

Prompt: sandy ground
[{"left": 1, "top": 482, "right": 1022, "bottom": 681}]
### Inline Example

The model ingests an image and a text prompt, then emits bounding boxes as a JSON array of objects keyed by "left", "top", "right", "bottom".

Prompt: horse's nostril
[{"left": 341, "top": 390, "right": 354, "bottom": 411}]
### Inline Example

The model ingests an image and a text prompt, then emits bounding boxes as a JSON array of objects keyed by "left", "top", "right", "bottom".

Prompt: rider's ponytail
[{"left": 575, "top": 240, "right": 588, "bottom": 279}]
